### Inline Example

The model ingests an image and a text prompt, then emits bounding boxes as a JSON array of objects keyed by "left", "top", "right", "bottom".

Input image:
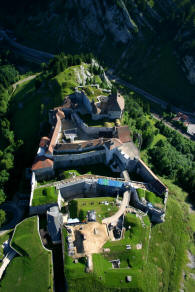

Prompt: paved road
[
  {"left": 0, "top": 249, "right": 16, "bottom": 279},
  {"left": 107, "top": 72, "right": 195, "bottom": 141},
  {"left": 107, "top": 72, "right": 195, "bottom": 118},
  {"left": 12, "top": 74, "right": 37, "bottom": 93},
  {"left": 151, "top": 113, "right": 192, "bottom": 140},
  {"left": 0, "top": 30, "right": 54, "bottom": 64}
]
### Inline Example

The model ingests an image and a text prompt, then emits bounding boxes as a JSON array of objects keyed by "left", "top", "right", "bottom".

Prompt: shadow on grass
[{"left": 11, "top": 242, "right": 29, "bottom": 257}]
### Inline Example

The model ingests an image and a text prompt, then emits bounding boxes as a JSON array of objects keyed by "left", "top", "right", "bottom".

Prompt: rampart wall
[
  {"left": 136, "top": 159, "right": 167, "bottom": 195},
  {"left": 53, "top": 149, "right": 106, "bottom": 169},
  {"left": 29, "top": 172, "right": 37, "bottom": 206},
  {"left": 130, "top": 188, "right": 165, "bottom": 223}
]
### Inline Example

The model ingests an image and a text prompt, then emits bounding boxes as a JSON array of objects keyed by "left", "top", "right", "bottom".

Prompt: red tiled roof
[
  {"left": 32, "top": 156, "right": 54, "bottom": 171},
  {"left": 47, "top": 109, "right": 66, "bottom": 154},
  {"left": 55, "top": 138, "right": 109, "bottom": 152},
  {"left": 48, "top": 114, "right": 61, "bottom": 154},
  {"left": 116, "top": 126, "right": 131, "bottom": 143}
]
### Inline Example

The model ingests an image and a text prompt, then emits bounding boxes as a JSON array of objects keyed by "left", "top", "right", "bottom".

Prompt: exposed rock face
[
  {"left": 183, "top": 56, "right": 195, "bottom": 85},
  {"left": 4, "top": 0, "right": 195, "bottom": 83}
]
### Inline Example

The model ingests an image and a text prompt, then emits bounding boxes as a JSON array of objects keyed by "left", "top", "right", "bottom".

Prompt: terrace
[{"left": 0, "top": 217, "right": 53, "bottom": 292}]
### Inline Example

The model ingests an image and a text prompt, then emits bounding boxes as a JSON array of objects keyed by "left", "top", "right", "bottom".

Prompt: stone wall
[
  {"left": 53, "top": 149, "right": 106, "bottom": 169},
  {"left": 57, "top": 178, "right": 123, "bottom": 201},
  {"left": 73, "top": 91, "right": 92, "bottom": 113},
  {"left": 59, "top": 181, "right": 86, "bottom": 200},
  {"left": 33, "top": 167, "right": 55, "bottom": 181},
  {"left": 54, "top": 143, "right": 104, "bottom": 154},
  {"left": 29, "top": 203, "right": 58, "bottom": 216},
  {"left": 72, "top": 113, "right": 114, "bottom": 137},
  {"left": 130, "top": 188, "right": 165, "bottom": 223},
  {"left": 136, "top": 159, "right": 167, "bottom": 195}
]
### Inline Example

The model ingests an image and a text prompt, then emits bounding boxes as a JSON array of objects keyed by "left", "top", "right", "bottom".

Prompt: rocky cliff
[{"left": 1, "top": 0, "right": 195, "bottom": 90}]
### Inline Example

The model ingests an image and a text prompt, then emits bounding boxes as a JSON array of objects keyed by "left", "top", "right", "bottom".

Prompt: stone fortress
[
  {"left": 29, "top": 89, "right": 168, "bottom": 246},
  {"left": 31, "top": 90, "right": 168, "bottom": 222}
]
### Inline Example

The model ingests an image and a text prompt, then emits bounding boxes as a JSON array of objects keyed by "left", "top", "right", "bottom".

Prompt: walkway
[
  {"left": 0, "top": 249, "right": 16, "bottom": 279},
  {"left": 0, "top": 30, "right": 54, "bottom": 64},
  {"left": 36, "top": 174, "right": 148, "bottom": 191},
  {"left": 102, "top": 190, "right": 130, "bottom": 225},
  {"left": 36, "top": 174, "right": 125, "bottom": 189}
]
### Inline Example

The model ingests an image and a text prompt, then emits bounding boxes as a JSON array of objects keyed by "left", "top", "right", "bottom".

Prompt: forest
[
  {"left": 122, "top": 91, "right": 195, "bottom": 199},
  {"left": 0, "top": 50, "right": 22, "bottom": 225}
]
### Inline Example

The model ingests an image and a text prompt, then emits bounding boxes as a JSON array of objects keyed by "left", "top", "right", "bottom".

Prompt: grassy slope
[
  {"left": 32, "top": 186, "right": 57, "bottom": 206},
  {"left": 10, "top": 64, "right": 107, "bottom": 166},
  {"left": 0, "top": 216, "right": 53, "bottom": 292},
  {"left": 64, "top": 182, "right": 192, "bottom": 292}
]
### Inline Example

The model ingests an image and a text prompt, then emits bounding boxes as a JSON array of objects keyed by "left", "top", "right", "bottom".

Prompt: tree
[
  {"left": 111, "top": 86, "right": 117, "bottom": 97},
  {"left": 35, "top": 77, "right": 42, "bottom": 89},
  {"left": 0, "top": 189, "right": 5, "bottom": 204},
  {"left": 0, "top": 209, "right": 6, "bottom": 227},
  {"left": 0, "top": 170, "right": 9, "bottom": 185}
]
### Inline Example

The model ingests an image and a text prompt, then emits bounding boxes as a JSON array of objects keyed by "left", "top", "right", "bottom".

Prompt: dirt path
[{"left": 102, "top": 190, "right": 130, "bottom": 225}]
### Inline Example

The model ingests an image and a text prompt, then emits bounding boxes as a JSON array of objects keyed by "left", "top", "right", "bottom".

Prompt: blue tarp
[{"left": 97, "top": 178, "right": 124, "bottom": 188}]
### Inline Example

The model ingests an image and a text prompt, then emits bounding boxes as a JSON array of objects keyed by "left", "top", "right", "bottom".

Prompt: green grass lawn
[
  {"left": 32, "top": 186, "right": 57, "bottom": 206},
  {"left": 137, "top": 189, "right": 164, "bottom": 208},
  {"left": 64, "top": 183, "right": 192, "bottom": 292},
  {"left": 0, "top": 216, "right": 53, "bottom": 292},
  {"left": 79, "top": 114, "right": 115, "bottom": 128},
  {"left": 103, "top": 213, "right": 150, "bottom": 267},
  {"left": 145, "top": 196, "right": 190, "bottom": 292},
  {"left": 68, "top": 197, "right": 118, "bottom": 222},
  {"left": 63, "top": 228, "right": 88, "bottom": 281},
  {"left": 10, "top": 76, "right": 62, "bottom": 165},
  {"left": 0, "top": 231, "right": 13, "bottom": 261},
  {"left": 0, "top": 230, "right": 12, "bottom": 245}
]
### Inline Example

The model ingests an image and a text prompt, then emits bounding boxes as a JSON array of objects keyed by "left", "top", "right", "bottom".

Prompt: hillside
[
  {"left": 9, "top": 59, "right": 111, "bottom": 167},
  {"left": 1, "top": 0, "right": 195, "bottom": 110}
]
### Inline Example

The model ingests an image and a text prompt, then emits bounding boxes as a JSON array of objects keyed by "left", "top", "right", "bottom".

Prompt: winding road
[
  {"left": 1, "top": 28, "right": 194, "bottom": 140},
  {"left": 12, "top": 74, "right": 37, "bottom": 93}
]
